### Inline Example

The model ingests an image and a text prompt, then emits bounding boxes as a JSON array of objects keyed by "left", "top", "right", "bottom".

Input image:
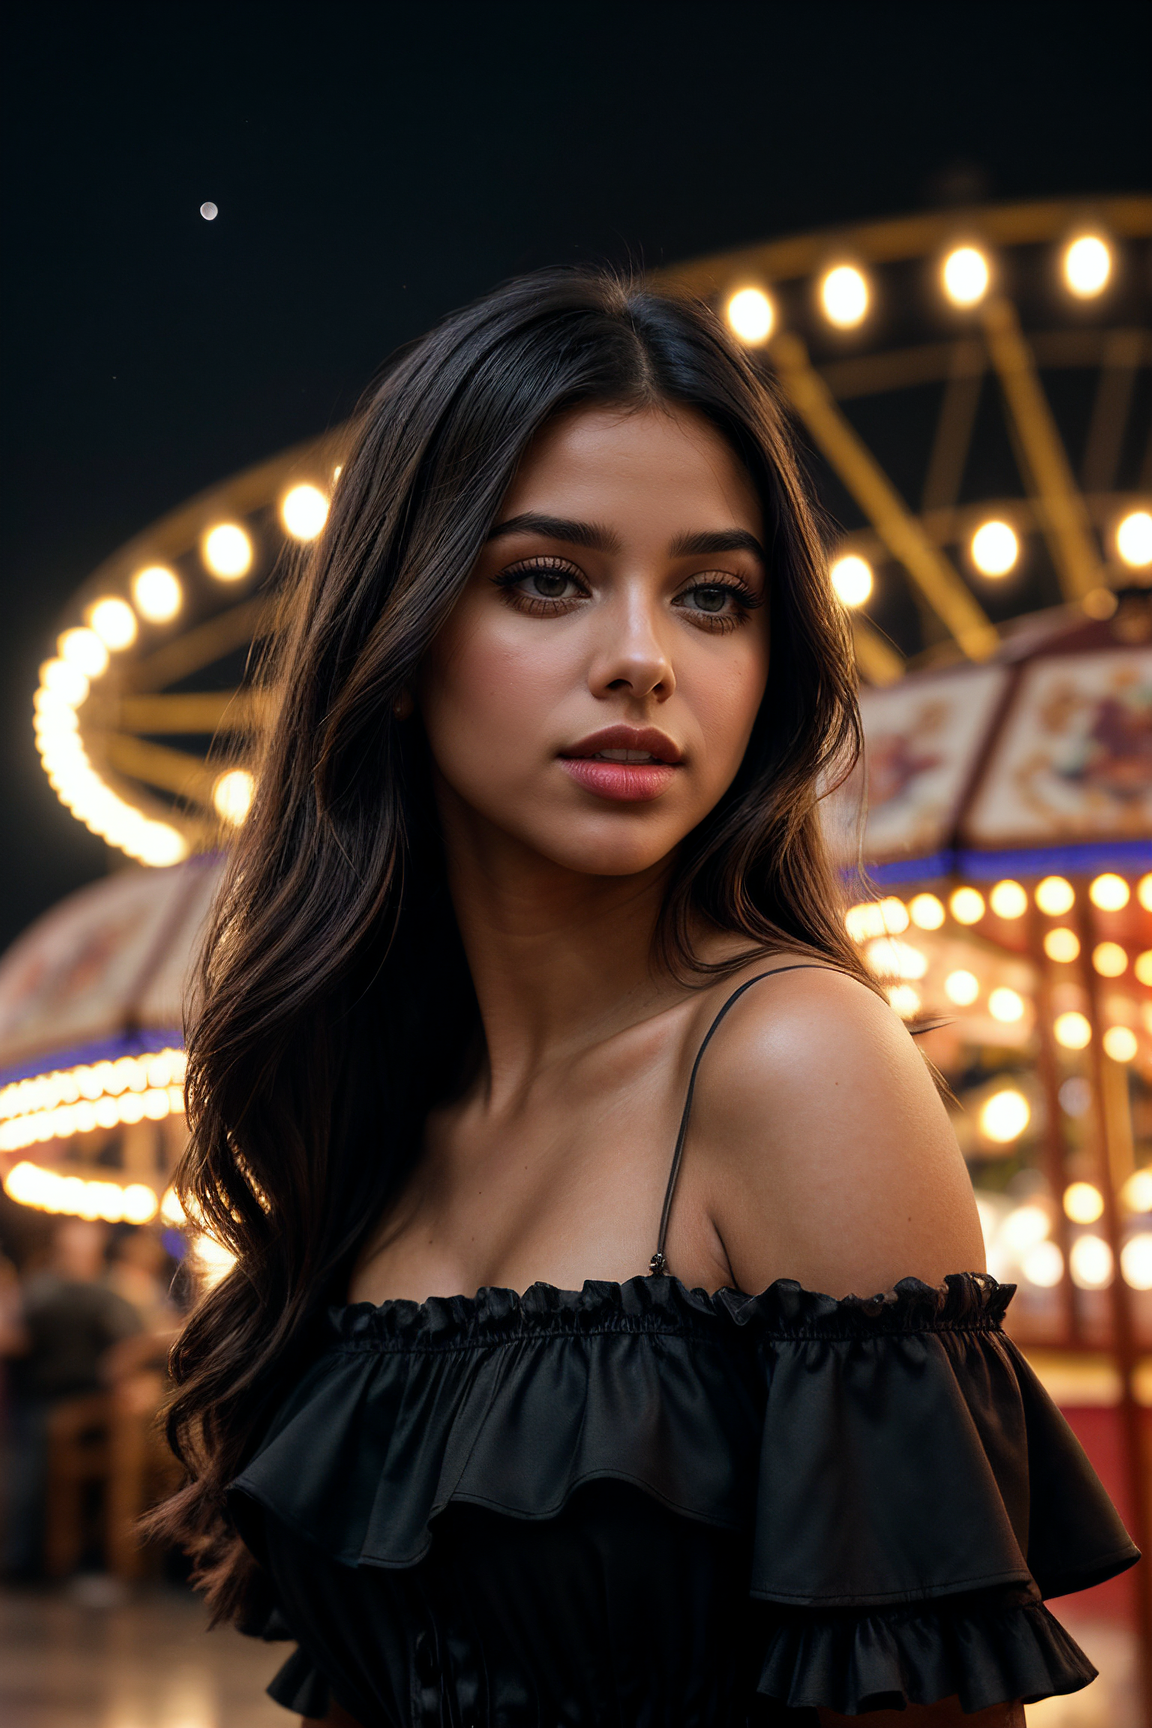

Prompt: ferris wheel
[{"left": 31, "top": 194, "right": 1152, "bottom": 869}]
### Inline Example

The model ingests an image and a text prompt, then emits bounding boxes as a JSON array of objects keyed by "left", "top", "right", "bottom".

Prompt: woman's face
[{"left": 418, "top": 402, "right": 770, "bottom": 879}]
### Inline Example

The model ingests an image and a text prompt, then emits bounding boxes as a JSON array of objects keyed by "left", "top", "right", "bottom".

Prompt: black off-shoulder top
[{"left": 228, "top": 972, "right": 1139, "bottom": 1727}]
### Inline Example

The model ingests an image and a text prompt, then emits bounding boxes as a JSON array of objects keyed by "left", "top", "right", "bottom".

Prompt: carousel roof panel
[{"left": 0, "top": 856, "right": 222, "bottom": 1081}]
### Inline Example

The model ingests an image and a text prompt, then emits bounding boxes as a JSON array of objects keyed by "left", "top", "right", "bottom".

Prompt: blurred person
[
  {"left": 0, "top": 1216, "right": 141, "bottom": 1577},
  {"left": 150, "top": 272, "right": 1137, "bottom": 1728}
]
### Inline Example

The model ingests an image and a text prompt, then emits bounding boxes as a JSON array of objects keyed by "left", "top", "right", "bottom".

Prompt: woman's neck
[{"left": 438, "top": 796, "right": 684, "bottom": 1108}]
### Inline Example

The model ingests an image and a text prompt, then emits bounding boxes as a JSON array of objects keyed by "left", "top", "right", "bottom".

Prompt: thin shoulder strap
[{"left": 649, "top": 965, "right": 827, "bottom": 1276}]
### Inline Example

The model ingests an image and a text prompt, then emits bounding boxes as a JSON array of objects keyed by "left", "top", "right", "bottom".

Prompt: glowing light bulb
[
  {"left": 886, "top": 985, "right": 922, "bottom": 1019},
  {"left": 1122, "top": 1169, "right": 1152, "bottom": 1213},
  {"left": 1070, "top": 1235, "right": 1112, "bottom": 1290},
  {"left": 132, "top": 565, "right": 183, "bottom": 622},
  {"left": 989, "top": 879, "right": 1027, "bottom": 919},
  {"left": 280, "top": 484, "right": 329, "bottom": 541},
  {"left": 1044, "top": 927, "right": 1080, "bottom": 963},
  {"left": 726, "top": 288, "right": 775, "bottom": 345},
  {"left": 1002, "top": 1202, "right": 1049, "bottom": 1251},
  {"left": 213, "top": 768, "right": 255, "bottom": 826},
  {"left": 820, "top": 265, "right": 869, "bottom": 328},
  {"left": 1062, "top": 234, "right": 1111, "bottom": 298},
  {"left": 971, "top": 520, "right": 1018, "bottom": 577},
  {"left": 1089, "top": 873, "right": 1129, "bottom": 912},
  {"left": 1121, "top": 1233, "right": 1152, "bottom": 1291},
  {"left": 87, "top": 596, "right": 137, "bottom": 650},
  {"left": 1064, "top": 1181, "right": 1104, "bottom": 1224},
  {"left": 1135, "top": 951, "right": 1152, "bottom": 986},
  {"left": 949, "top": 886, "right": 985, "bottom": 925},
  {"left": 57, "top": 628, "right": 109, "bottom": 678},
  {"left": 1139, "top": 875, "right": 1152, "bottom": 912},
  {"left": 202, "top": 523, "right": 253, "bottom": 580},
  {"left": 944, "top": 969, "right": 979, "bottom": 1006},
  {"left": 909, "top": 893, "right": 945, "bottom": 930},
  {"left": 989, "top": 988, "right": 1025, "bottom": 1024},
  {"left": 980, "top": 1089, "right": 1030, "bottom": 1143},
  {"left": 830, "top": 554, "right": 873, "bottom": 607},
  {"left": 1054, "top": 1011, "right": 1092, "bottom": 1049},
  {"left": 1103, "top": 1025, "right": 1138, "bottom": 1063},
  {"left": 1092, "top": 942, "right": 1128, "bottom": 977},
  {"left": 1035, "top": 876, "right": 1074, "bottom": 916},
  {"left": 864, "top": 938, "right": 928, "bottom": 980},
  {"left": 1022, "top": 1240, "right": 1064, "bottom": 1288},
  {"left": 942, "top": 246, "right": 990, "bottom": 307},
  {"left": 844, "top": 899, "right": 908, "bottom": 942},
  {"left": 1116, "top": 510, "right": 1152, "bottom": 568}
]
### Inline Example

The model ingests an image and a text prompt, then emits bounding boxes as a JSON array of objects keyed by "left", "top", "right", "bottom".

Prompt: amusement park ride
[{"left": 0, "top": 194, "right": 1149, "bottom": 1655}]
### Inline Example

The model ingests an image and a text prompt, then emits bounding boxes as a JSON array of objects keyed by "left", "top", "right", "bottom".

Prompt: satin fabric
[{"left": 228, "top": 1272, "right": 1138, "bottom": 1726}]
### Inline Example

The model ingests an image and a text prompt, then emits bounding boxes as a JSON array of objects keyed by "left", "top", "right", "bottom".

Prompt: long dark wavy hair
[{"left": 149, "top": 267, "right": 875, "bottom": 1624}]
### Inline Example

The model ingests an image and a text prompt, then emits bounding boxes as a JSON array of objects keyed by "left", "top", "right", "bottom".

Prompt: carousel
[{"left": 0, "top": 193, "right": 1149, "bottom": 1664}]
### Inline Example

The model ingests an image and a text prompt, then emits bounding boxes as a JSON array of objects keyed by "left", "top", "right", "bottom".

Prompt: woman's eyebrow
[
  {"left": 669, "top": 528, "right": 766, "bottom": 562},
  {"left": 487, "top": 512, "right": 622, "bottom": 552}
]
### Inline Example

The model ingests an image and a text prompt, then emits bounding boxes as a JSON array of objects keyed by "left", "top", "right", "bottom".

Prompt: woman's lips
[{"left": 559, "top": 757, "right": 679, "bottom": 802}]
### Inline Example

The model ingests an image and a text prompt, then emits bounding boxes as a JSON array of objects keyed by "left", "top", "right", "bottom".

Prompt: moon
[{"left": 200, "top": 202, "right": 218, "bottom": 221}]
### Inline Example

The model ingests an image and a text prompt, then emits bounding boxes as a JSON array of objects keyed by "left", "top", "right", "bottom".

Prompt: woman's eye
[
  {"left": 493, "top": 558, "right": 585, "bottom": 609},
  {"left": 526, "top": 568, "right": 576, "bottom": 599},
  {"left": 676, "top": 580, "right": 756, "bottom": 622},
  {"left": 686, "top": 585, "right": 731, "bottom": 614}
]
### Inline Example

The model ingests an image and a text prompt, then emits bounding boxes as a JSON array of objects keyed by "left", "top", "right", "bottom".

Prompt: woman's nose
[{"left": 587, "top": 593, "right": 675, "bottom": 701}]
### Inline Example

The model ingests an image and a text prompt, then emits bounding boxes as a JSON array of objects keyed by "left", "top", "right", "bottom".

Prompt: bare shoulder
[{"left": 686, "top": 962, "right": 985, "bottom": 1299}]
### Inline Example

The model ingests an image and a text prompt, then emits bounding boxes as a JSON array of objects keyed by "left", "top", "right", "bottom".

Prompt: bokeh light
[
  {"left": 87, "top": 596, "right": 137, "bottom": 651},
  {"left": 944, "top": 969, "right": 979, "bottom": 1006},
  {"left": 949, "top": 886, "right": 985, "bottom": 925},
  {"left": 132, "top": 565, "right": 183, "bottom": 622},
  {"left": 1035, "top": 876, "right": 1075, "bottom": 916},
  {"left": 1121, "top": 1234, "right": 1152, "bottom": 1291},
  {"left": 213, "top": 768, "right": 255, "bottom": 826},
  {"left": 1022, "top": 1240, "right": 1064, "bottom": 1288},
  {"left": 57, "top": 627, "right": 109, "bottom": 679},
  {"left": 1103, "top": 1025, "right": 1138, "bottom": 1063},
  {"left": 1064, "top": 1181, "right": 1104, "bottom": 1224},
  {"left": 820, "top": 265, "right": 869, "bottom": 328},
  {"left": 202, "top": 523, "right": 253, "bottom": 580},
  {"left": 1089, "top": 873, "right": 1129, "bottom": 911},
  {"left": 281, "top": 483, "right": 329, "bottom": 541},
  {"left": 989, "top": 879, "right": 1027, "bottom": 919},
  {"left": 1063, "top": 235, "right": 1111, "bottom": 297},
  {"left": 909, "top": 893, "right": 945, "bottom": 930},
  {"left": 1069, "top": 1235, "right": 1113, "bottom": 1290},
  {"left": 1116, "top": 510, "right": 1152, "bottom": 568},
  {"left": 942, "top": 246, "right": 990, "bottom": 307},
  {"left": 971, "top": 521, "right": 1019, "bottom": 577},
  {"left": 1044, "top": 927, "right": 1080, "bottom": 963},
  {"left": 726, "top": 288, "right": 775, "bottom": 344},
  {"left": 830, "top": 554, "right": 873, "bottom": 606},
  {"left": 980, "top": 1089, "right": 1030, "bottom": 1142},
  {"left": 1054, "top": 1011, "right": 1092, "bottom": 1049}
]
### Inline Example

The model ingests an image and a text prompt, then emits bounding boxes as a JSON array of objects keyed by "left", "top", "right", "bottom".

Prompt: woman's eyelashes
[
  {"left": 491, "top": 557, "right": 762, "bottom": 632},
  {"left": 491, "top": 556, "right": 587, "bottom": 612}
]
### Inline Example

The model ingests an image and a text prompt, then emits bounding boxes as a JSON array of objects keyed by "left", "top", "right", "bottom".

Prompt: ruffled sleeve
[
  {"left": 724, "top": 1272, "right": 1139, "bottom": 1715},
  {"left": 235, "top": 1560, "right": 333, "bottom": 1718}
]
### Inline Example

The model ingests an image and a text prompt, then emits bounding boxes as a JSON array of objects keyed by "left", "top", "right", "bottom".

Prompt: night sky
[{"left": 2, "top": 2, "right": 1148, "bottom": 956}]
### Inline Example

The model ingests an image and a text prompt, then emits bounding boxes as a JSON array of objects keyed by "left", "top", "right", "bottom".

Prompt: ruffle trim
[
  {"left": 229, "top": 1268, "right": 1138, "bottom": 1604},
  {"left": 266, "top": 1646, "right": 331, "bottom": 1717},
  {"left": 331, "top": 1269, "right": 1013, "bottom": 1351},
  {"left": 756, "top": 1593, "right": 1096, "bottom": 1715}
]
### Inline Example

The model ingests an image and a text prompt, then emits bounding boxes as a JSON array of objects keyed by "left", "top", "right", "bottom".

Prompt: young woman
[{"left": 155, "top": 271, "right": 1137, "bottom": 1728}]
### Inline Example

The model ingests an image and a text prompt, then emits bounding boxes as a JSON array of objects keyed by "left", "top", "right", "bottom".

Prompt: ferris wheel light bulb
[
  {"left": 1063, "top": 235, "right": 1111, "bottom": 297},
  {"left": 942, "top": 246, "right": 990, "bottom": 307}
]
